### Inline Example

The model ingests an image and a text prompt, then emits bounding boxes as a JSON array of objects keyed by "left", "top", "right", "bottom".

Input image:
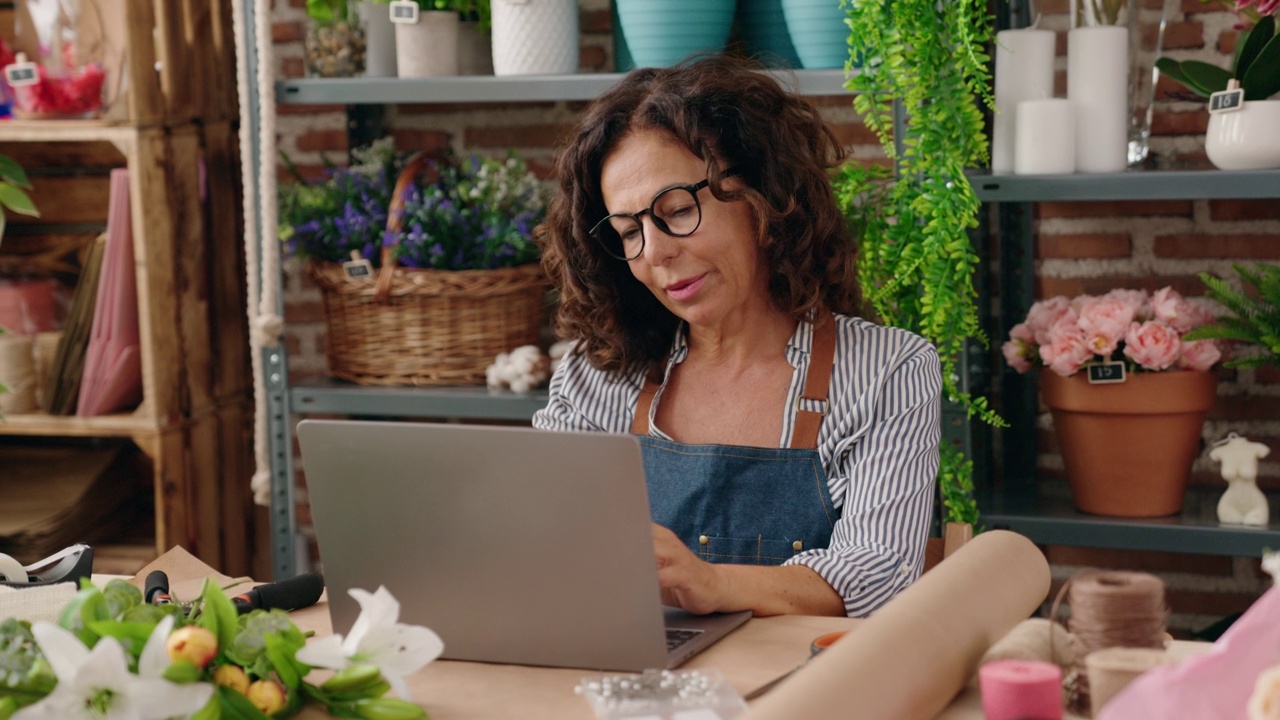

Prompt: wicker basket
[{"left": 309, "top": 152, "right": 548, "bottom": 386}]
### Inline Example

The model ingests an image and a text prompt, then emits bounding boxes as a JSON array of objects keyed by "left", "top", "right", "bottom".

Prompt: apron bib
[{"left": 632, "top": 313, "right": 839, "bottom": 566}]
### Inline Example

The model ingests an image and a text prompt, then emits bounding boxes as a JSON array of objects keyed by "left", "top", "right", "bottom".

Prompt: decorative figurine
[{"left": 1211, "top": 433, "right": 1271, "bottom": 527}]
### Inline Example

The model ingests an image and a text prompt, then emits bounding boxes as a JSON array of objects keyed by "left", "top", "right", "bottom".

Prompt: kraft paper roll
[
  {"left": 992, "top": 28, "right": 1056, "bottom": 175},
  {"left": 1067, "top": 26, "right": 1129, "bottom": 173},
  {"left": 742, "top": 530, "right": 1051, "bottom": 720},
  {"left": 1086, "top": 646, "right": 1171, "bottom": 716},
  {"left": 980, "top": 659, "right": 1063, "bottom": 720}
]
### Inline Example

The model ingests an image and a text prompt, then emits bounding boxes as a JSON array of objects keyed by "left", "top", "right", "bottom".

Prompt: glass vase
[{"left": 1126, "top": 0, "right": 1177, "bottom": 166}]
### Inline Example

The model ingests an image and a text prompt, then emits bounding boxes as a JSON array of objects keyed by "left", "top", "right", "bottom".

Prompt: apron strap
[
  {"left": 789, "top": 311, "right": 836, "bottom": 450},
  {"left": 629, "top": 311, "right": 838, "bottom": 449}
]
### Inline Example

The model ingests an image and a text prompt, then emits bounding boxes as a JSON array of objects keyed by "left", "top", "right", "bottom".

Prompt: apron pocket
[{"left": 695, "top": 534, "right": 804, "bottom": 565}]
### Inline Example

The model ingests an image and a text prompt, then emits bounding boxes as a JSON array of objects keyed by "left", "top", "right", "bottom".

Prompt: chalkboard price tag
[
  {"left": 342, "top": 252, "right": 374, "bottom": 279},
  {"left": 389, "top": 1, "right": 419, "bottom": 24},
  {"left": 4, "top": 61, "right": 38, "bottom": 88},
  {"left": 1087, "top": 361, "right": 1127, "bottom": 384},
  {"left": 1209, "top": 88, "right": 1244, "bottom": 114}
]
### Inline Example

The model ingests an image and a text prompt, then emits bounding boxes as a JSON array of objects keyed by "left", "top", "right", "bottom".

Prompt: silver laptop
[{"left": 296, "top": 419, "right": 751, "bottom": 671}]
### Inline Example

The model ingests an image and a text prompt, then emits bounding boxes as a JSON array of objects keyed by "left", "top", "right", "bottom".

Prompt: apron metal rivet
[
  {"left": 792, "top": 540, "right": 803, "bottom": 551},
  {"left": 698, "top": 535, "right": 709, "bottom": 545}
]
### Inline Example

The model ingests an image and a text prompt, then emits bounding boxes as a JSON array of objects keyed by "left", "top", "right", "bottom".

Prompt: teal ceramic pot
[
  {"left": 780, "top": 0, "right": 852, "bottom": 69},
  {"left": 615, "top": 0, "right": 737, "bottom": 68},
  {"left": 737, "top": 0, "right": 801, "bottom": 68},
  {"left": 612, "top": 2, "right": 634, "bottom": 72}
]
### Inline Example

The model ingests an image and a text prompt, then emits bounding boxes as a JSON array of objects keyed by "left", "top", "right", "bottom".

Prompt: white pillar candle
[
  {"left": 992, "top": 29, "right": 1055, "bottom": 175},
  {"left": 359, "top": 1, "right": 398, "bottom": 77},
  {"left": 1068, "top": 26, "right": 1129, "bottom": 173},
  {"left": 1015, "top": 99, "right": 1076, "bottom": 175}
]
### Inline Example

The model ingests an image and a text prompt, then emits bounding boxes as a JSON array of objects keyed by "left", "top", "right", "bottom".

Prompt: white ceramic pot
[
  {"left": 1205, "top": 100, "right": 1280, "bottom": 171},
  {"left": 395, "top": 10, "right": 459, "bottom": 78},
  {"left": 491, "top": 0, "right": 578, "bottom": 76}
]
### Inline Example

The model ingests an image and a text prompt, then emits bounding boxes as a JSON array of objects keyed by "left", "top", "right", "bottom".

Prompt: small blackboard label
[
  {"left": 1087, "top": 361, "right": 1127, "bottom": 384},
  {"left": 4, "top": 61, "right": 38, "bottom": 88},
  {"left": 342, "top": 257, "right": 374, "bottom": 279},
  {"left": 1209, "top": 88, "right": 1244, "bottom": 114},
  {"left": 389, "top": 0, "right": 419, "bottom": 23}
]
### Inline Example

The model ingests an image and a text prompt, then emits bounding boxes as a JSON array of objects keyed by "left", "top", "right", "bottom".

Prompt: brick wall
[{"left": 272, "top": 1, "right": 1278, "bottom": 632}]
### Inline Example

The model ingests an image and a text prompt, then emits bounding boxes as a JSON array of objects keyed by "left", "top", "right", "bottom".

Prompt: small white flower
[
  {"left": 14, "top": 622, "right": 213, "bottom": 720},
  {"left": 295, "top": 586, "right": 443, "bottom": 700}
]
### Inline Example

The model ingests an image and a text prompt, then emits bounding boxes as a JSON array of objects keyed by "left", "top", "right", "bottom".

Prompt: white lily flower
[
  {"left": 14, "top": 622, "right": 213, "bottom": 720},
  {"left": 295, "top": 586, "right": 443, "bottom": 700}
]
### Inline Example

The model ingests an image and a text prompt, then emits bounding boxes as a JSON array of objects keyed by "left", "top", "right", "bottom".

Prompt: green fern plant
[
  {"left": 1185, "top": 263, "right": 1280, "bottom": 368},
  {"left": 1157, "top": 15, "right": 1280, "bottom": 101},
  {"left": 833, "top": 0, "right": 1001, "bottom": 527}
]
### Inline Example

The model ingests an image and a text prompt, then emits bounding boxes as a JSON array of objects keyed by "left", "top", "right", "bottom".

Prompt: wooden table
[{"left": 286, "top": 598, "right": 1212, "bottom": 720}]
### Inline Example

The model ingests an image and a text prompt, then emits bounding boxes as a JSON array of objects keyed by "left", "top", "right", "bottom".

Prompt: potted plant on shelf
[
  {"left": 0, "top": 152, "right": 39, "bottom": 418},
  {"left": 304, "top": 0, "right": 367, "bottom": 78},
  {"left": 281, "top": 142, "right": 548, "bottom": 386},
  {"left": 372, "top": 0, "right": 472, "bottom": 77},
  {"left": 834, "top": 0, "right": 995, "bottom": 527},
  {"left": 1157, "top": 4, "right": 1280, "bottom": 169},
  {"left": 1186, "top": 263, "right": 1280, "bottom": 370},
  {"left": 1002, "top": 287, "right": 1223, "bottom": 517}
]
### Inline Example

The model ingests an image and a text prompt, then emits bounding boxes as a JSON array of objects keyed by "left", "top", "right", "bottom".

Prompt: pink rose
[
  {"left": 1077, "top": 296, "right": 1138, "bottom": 357},
  {"left": 1178, "top": 339, "right": 1222, "bottom": 371},
  {"left": 1009, "top": 322, "right": 1034, "bottom": 343},
  {"left": 1003, "top": 339, "right": 1035, "bottom": 373},
  {"left": 1150, "top": 286, "right": 1209, "bottom": 333},
  {"left": 1042, "top": 314, "right": 1092, "bottom": 376},
  {"left": 1123, "top": 320, "right": 1182, "bottom": 371},
  {"left": 1025, "top": 297, "right": 1072, "bottom": 345},
  {"left": 1180, "top": 298, "right": 1219, "bottom": 331},
  {"left": 1103, "top": 288, "right": 1149, "bottom": 318}
]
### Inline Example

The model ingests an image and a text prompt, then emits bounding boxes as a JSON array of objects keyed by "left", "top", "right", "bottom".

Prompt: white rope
[{"left": 233, "top": 0, "right": 282, "bottom": 507}]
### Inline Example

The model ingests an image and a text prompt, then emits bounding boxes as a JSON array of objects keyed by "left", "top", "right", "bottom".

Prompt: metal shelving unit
[
  {"left": 291, "top": 382, "right": 548, "bottom": 420},
  {"left": 975, "top": 168, "right": 1280, "bottom": 557}
]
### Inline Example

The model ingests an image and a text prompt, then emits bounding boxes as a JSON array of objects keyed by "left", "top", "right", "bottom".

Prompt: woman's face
[{"left": 598, "top": 130, "right": 769, "bottom": 331}]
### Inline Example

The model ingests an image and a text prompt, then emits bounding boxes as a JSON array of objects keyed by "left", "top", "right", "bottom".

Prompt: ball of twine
[
  {"left": 971, "top": 618, "right": 1076, "bottom": 688},
  {"left": 0, "top": 333, "right": 37, "bottom": 414},
  {"left": 1051, "top": 570, "right": 1168, "bottom": 716}
]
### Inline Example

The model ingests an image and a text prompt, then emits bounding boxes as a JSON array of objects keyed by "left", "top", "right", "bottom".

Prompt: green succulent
[
  {"left": 306, "top": 0, "right": 349, "bottom": 25},
  {"left": 1157, "top": 15, "right": 1280, "bottom": 101},
  {"left": 1185, "top": 263, "right": 1280, "bottom": 369}
]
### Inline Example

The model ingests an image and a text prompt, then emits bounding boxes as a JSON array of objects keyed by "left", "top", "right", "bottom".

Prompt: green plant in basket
[
  {"left": 1185, "top": 262, "right": 1280, "bottom": 369},
  {"left": 1157, "top": 10, "right": 1280, "bottom": 101},
  {"left": 0, "top": 577, "right": 440, "bottom": 720},
  {"left": 392, "top": 154, "right": 544, "bottom": 271},
  {"left": 280, "top": 139, "right": 399, "bottom": 266}
]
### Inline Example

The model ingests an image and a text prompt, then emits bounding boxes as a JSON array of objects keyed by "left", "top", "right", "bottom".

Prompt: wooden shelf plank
[
  {"left": 0, "top": 412, "right": 159, "bottom": 437},
  {"left": 0, "top": 120, "right": 143, "bottom": 145}
]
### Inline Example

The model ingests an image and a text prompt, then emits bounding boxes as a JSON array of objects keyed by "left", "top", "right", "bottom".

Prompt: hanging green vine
[{"left": 832, "top": 0, "right": 1001, "bottom": 526}]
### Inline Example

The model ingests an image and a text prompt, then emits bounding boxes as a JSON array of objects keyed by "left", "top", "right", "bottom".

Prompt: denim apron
[{"left": 631, "top": 313, "right": 839, "bottom": 566}]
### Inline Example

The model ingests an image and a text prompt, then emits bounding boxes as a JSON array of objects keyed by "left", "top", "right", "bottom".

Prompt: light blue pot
[
  {"left": 780, "top": 0, "right": 852, "bottom": 69},
  {"left": 615, "top": 0, "right": 737, "bottom": 68},
  {"left": 612, "top": 3, "right": 634, "bottom": 72},
  {"left": 737, "top": 0, "right": 801, "bottom": 68}
]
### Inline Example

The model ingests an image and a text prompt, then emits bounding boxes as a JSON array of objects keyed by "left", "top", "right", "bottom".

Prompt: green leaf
[
  {"left": 197, "top": 580, "right": 241, "bottom": 655},
  {"left": 163, "top": 660, "right": 204, "bottom": 684},
  {"left": 1181, "top": 60, "right": 1234, "bottom": 95},
  {"left": 0, "top": 184, "right": 38, "bottom": 217},
  {"left": 1242, "top": 34, "right": 1280, "bottom": 100},
  {"left": 86, "top": 620, "right": 155, "bottom": 652},
  {"left": 217, "top": 685, "right": 272, "bottom": 720},
  {"left": 0, "top": 156, "right": 31, "bottom": 189},
  {"left": 1235, "top": 16, "right": 1274, "bottom": 78},
  {"left": 264, "top": 634, "right": 302, "bottom": 690}
]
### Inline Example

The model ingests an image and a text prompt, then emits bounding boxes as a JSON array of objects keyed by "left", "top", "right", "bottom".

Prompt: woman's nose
[{"left": 639, "top": 218, "right": 679, "bottom": 264}]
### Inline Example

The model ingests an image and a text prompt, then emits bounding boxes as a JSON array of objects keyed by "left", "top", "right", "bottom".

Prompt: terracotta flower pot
[{"left": 1041, "top": 370, "right": 1218, "bottom": 517}]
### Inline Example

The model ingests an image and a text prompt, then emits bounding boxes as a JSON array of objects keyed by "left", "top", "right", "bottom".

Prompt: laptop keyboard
[{"left": 665, "top": 628, "right": 703, "bottom": 652}]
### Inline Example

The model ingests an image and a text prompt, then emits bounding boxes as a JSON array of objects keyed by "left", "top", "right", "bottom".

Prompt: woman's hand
[{"left": 652, "top": 524, "right": 725, "bottom": 614}]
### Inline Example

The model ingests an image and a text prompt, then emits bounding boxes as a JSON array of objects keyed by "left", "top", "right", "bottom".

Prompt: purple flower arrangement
[{"left": 280, "top": 144, "right": 544, "bottom": 272}]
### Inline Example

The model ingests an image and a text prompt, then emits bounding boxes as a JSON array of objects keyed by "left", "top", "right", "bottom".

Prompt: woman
[{"left": 532, "top": 55, "right": 940, "bottom": 619}]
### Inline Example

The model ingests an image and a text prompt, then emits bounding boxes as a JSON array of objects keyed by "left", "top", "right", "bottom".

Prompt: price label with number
[
  {"left": 4, "top": 61, "right": 38, "bottom": 88},
  {"left": 1086, "top": 361, "right": 1127, "bottom": 384},
  {"left": 1209, "top": 88, "right": 1244, "bottom": 114},
  {"left": 389, "top": 0, "right": 420, "bottom": 24}
]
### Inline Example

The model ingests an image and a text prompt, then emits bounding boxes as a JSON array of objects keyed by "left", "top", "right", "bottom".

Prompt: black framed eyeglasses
[{"left": 589, "top": 178, "right": 711, "bottom": 261}]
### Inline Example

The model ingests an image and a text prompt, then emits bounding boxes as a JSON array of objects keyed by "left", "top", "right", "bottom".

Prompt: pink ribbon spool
[{"left": 979, "top": 659, "right": 1063, "bottom": 720}]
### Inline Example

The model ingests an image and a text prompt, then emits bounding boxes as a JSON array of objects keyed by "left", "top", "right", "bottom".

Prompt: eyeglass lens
[{"left": 600, "top": 185, "right": 703, "bottom": 260}]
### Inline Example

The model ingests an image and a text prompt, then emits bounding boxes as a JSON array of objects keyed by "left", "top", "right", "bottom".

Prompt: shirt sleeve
[
  {"left": 783, "top": 341, "right": 942, "bottom": 617},
  {"left": 532, "top": 349, "right": 636, "bottom": 435}
]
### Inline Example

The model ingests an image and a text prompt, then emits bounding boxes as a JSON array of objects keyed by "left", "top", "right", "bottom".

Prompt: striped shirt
[{"left": 532, "top": 314, "right": 942, "bottom": 617}]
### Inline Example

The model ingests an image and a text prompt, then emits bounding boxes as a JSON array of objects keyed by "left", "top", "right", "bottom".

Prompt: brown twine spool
[
  {"left": 1050, "top": 570, "right": 1168, "bottom": 716},
  {"left": 1084, "top": 646, "right": 1170, "bottom": 716}
]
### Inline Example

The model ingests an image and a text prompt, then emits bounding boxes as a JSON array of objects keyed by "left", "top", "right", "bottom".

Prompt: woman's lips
[{"left": 665, "top": 273, "right": 706, "bottom": 301}]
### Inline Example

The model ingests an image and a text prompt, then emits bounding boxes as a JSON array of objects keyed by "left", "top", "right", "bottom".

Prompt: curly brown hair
[{"left": 538, "top": 54, "right": 859, "bottom": 377}]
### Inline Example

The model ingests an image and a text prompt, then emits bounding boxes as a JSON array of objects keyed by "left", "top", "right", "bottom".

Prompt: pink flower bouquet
[{"left": 1003, "top": 287, "right": 1223, "bottom": 377}]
